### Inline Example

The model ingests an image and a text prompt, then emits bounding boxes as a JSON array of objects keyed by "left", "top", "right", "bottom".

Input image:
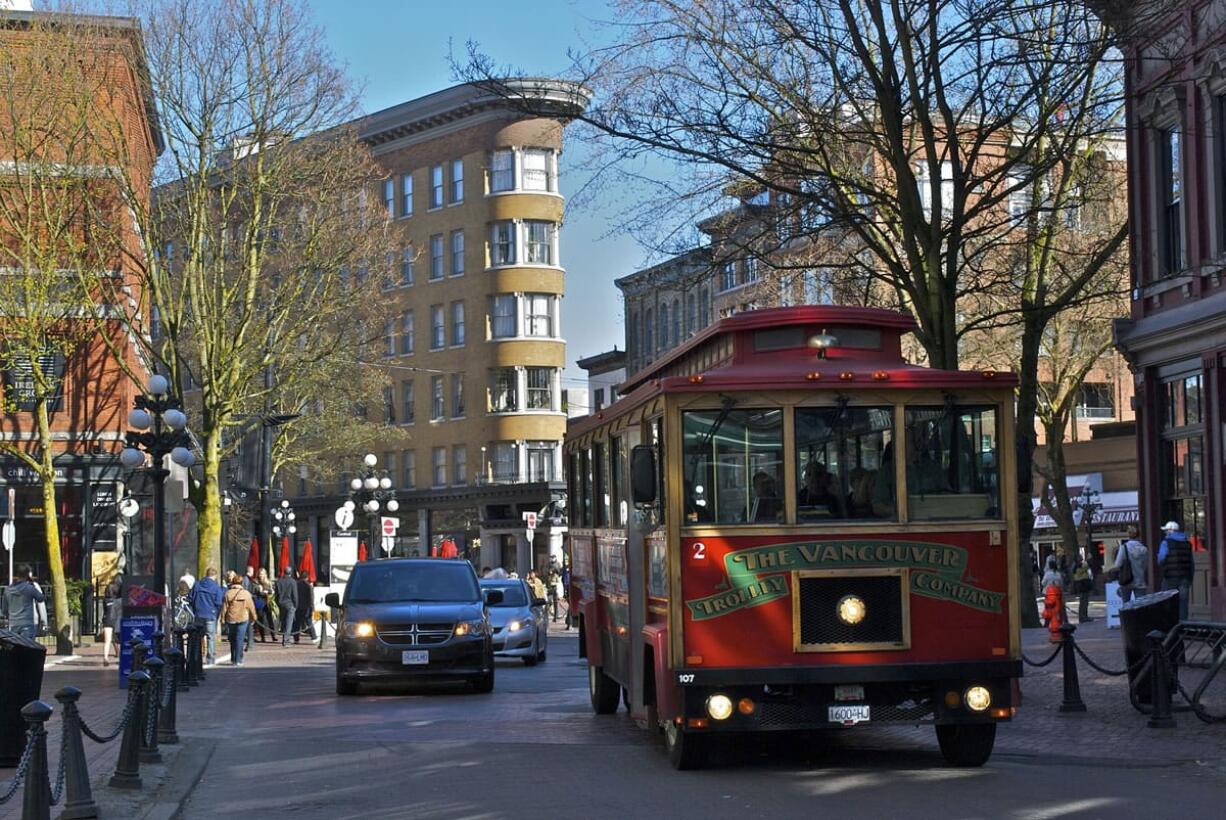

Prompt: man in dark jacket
[
  {"left": 188, "top": 568, "right": 225, "bottom": 665},
  {"left": 275, "top": 568, "right": 299, "bottom": 646},
  {"left": 3, "top": 564, "right": 45, "bottom": 640},
  {"left": 293, "top": 570, "right": 313, "bottom": 644},
  {"left": 1158, "top": 520, "right": 1195, "bottom": 620}
]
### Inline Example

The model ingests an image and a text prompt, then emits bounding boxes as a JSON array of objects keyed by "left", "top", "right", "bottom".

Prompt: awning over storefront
[{"left": 1031, "top": 490, "right": 1138, "bottom": 531}]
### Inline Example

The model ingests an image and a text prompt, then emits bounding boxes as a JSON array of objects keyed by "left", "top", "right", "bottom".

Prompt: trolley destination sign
[{"left": 685, "top": 539, "right": 1005, "bottom": 620}]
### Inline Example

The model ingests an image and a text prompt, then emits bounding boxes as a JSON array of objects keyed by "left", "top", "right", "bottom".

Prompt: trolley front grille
[{"left": 795, "top": 571, "right": 908, "bottom": 651}]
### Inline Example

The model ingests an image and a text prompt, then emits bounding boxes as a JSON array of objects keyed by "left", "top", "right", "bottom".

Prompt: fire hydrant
[{"left": 1043, "top": 585, "right": 1064, "bottom": 642}]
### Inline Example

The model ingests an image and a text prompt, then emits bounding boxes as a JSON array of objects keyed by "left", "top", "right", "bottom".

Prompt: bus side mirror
[{"left": 630, "top": 445, "right": 657, "bottom": 504}]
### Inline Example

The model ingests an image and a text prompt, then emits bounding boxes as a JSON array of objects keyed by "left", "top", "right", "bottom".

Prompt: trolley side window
[
  {"left": 593, "top": 440, "right": 610, "bottom": 527},
  {"left": 682, "top": 409, "right": 784, "bottom": 525},
  {"left": 904, "top": 405, "right": 1000, "bottom": 520},
  {"left": 610, "top": 434, "right": 626, "bottom": 527},
  {"left": 795, "top": 406, "right": 895, "bottom": 521}
]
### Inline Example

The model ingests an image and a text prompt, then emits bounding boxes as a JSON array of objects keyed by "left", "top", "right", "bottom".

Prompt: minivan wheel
[{"left": 336, "top": 668, "right": 357, "bottom": 696}]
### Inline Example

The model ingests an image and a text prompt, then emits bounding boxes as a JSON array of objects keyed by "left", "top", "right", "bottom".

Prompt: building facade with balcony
[
  {"left": 1097, "top": 0, "right": 1226, "bottom": 618},
  {"left": 287, "top": 81, "right": 586, "bottom": 575}
]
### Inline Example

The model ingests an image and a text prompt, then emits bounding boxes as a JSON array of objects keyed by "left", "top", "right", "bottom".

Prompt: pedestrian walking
[
  {"left": 2, "top": 564, "right": 45, "bottom": 640},
  {"left": 546, "top": 561, "right": 561, "bottom": 622},
  {"left": 527, "top": 570, "right": 547, "bottom": 603},
  {"left": 294, "top": 570, "right": 313, "bottom": 644},
  {"left": 1158, "top": 520, "right": 1195, "bottom": 621},
  {"left": 179, "top": 568, "right": 196, "bottom": 590},
  {"left": 101, "top": 577, "right": 123, "bottom": 666},
  {"left": 242, "top": 567, "right": 255, "bottom": 651},
  {"left": 221, "top": 575, "right": 257, "bottom": 666},
  {"left": 275, "top": 567, "right": 298, "bottom": 646},
  {"left": 1040, "top": 555, "right": 1064, "bottom": 628},
  {"left": 1114, "top": 527, "right": 1149, "bottom": 603},
  {"left": 188, "top": 567, "right": 225, "bottom": 666},
  {"left": 1072, "top": 558, "right": 1094, "bottom": 623},
  {"left": 253, "top": 568, "right": 276, "bottom": 642},
  {"left": 561, "top": 561, "right": 572, "bottom": 629}
]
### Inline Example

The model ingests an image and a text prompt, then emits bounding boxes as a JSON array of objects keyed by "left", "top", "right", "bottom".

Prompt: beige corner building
[{"left": 295, "top": 80, "right": 587, "bottom": 574}]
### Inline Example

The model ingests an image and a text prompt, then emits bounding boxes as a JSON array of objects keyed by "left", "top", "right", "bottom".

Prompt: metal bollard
[
  {"left": 174, "top": 629, "right": 194, "bottom": 689},
  {"left": 140, "top": 656, "right": 164, "bottom": 764},
  {"left": 55, "top": 687, "right": 100, "bottom": 820},
  {"left": 152, "top": 629, "right": 165, "bottom": 659},
  {"left": 1058, "top": 622, "right": 1087, "bottom": 713},
  {"left": 109, "top": 671, "right": 148, "bottom": 789},
  {"left": 183, "top": 628, "right": 200, "bottom": 687},
  {"left": 318, "top": 613, "right": 328, "bottom": 651},
  {"left": 189, "top": 625, "right": 206, "bottom": 682},
  {"left": 130, "top": 638, "right": 148, "bottom": 673},
  {"left": 159, "top": 647, "right": 182, "bottom": 745},
  {"left": 21, "top": 700, "right": 53, "bottom": 820},
  {"left": 1147, "top": 629, "right": 1176, "bottom": 728}
]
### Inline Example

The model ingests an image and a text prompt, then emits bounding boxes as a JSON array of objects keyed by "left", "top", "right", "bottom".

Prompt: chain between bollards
[
  {"left": 1058, "top": 622, "right": 1087, "bottom": 713},
  {"left": 109, "top": 670, "right": 148, "bottom": 790}
]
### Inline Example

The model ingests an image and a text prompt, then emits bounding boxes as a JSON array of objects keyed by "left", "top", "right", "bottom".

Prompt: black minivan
[{"left": 327, "top": 559, "right": 502, "bottom": 695}]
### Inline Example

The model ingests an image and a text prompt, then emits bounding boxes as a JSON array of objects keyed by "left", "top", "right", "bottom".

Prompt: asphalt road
[{"left": 171, "top": 632, "right": 1226, "bottom": 820}]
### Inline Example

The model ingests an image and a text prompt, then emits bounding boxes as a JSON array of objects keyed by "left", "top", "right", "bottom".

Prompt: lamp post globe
[
  {"left": 120, "top": 448, "right": 145, "bottom": 468},
  {"left": 363, "top": 453, "right": 378, "bottom": 468},
  {"left": 349, "top": 478, "right": 362, "bottom": 492},
  {"left": 128, "top": 408, "right": 152, "bottom": 430},
  {"left": 387, "top": 499, "right": 400, "bottom": 513},
  {"left": 162, "top": 408, "right": 187, "bottom": 431},
  {"left": 148, "top": 374, "right": 169, "bottom": 396}
]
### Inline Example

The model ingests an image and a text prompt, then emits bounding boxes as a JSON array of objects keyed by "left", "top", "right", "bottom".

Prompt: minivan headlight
[
  {"left": 454, "top": 620, "right": 486, "bottom": 637},
  {"left": 345, "top": 622, "right": 374, "bottom": 638}
]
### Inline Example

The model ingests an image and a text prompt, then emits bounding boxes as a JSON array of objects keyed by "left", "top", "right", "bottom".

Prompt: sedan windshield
[
  {"left": 347, "top": 562, "right": 480, "bottom": 603},
  {"left": 482, "top": 583, "right": 527, "bottom": 607}
]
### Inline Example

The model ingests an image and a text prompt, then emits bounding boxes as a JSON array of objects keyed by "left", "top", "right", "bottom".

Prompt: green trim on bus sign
[{"left": 685, "top": 539, "right": 1004, "bottom": 621}]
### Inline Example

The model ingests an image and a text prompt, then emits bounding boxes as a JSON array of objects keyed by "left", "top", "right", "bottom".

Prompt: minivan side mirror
[
  {"left": 483, "top": 589, "right": 504, "bottom": 606},
  {"left": 532, "top": 597, "right": 548, "bottom": 607},
  {"left": 324, "top": 592, "right": 340, "bottom": 608},
  {"left": 630, "top": 444, "right": 657, "bottom": 504}
]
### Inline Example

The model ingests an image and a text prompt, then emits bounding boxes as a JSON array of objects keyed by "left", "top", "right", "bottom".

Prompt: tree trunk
[
  {"left": 36, "top": 402, "right": 72, "bottom": 654},
  {"left": 1015, "top": 322, "right": 1042, "bottom": 626},
  {"left": 1044, "top": 419, "right": 1081, "bottom": 578},
  {"left": 197, "top": 426, "right": 224, "bottom": 576}
]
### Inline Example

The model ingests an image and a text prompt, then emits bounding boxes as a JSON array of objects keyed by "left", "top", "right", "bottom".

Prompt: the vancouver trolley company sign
[{"left": 685, "top": 539, "right": 1004, "bottom": 621}]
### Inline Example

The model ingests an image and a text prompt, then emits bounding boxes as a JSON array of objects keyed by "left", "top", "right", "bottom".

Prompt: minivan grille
[
  {"left": 376, "top": 623, "right": 454, "bottom": 646},
  {"left": 795, "top": 570, "right": 908, "bottom": 651}
]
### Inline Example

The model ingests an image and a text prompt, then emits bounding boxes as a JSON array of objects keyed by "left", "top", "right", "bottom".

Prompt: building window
[
  {"left": 490, "top": 368, "right": 518, "bottom": 412},
  {"left": 490, "top": 221, "right": 516, "bottom": 266},
  {"left": 430, "top": 304, "right": 444, "bottom": 350},
  {"left": 430, "top": 164, "right": 444, "bottom": 209},
  {"left": 401, "top": 380, "right": 414, "bottom": 424},
  {"left": 450, "top": 158, "right": 464, "bottom": 203},
  {"left": 453, "top": 445, "right": 467, "bottom": 484},
  {"left": 524, "top": 293, "right": 553, "bottom": 337},
  {"left": 803, "top": 269, "right": 833, "bottom": 304},
  {"left": 432, "top": 447, "right": 446, "bottom": 487},
  {"left": 1161, "top": 371, "right": 1205, "bottom": 556},
  {"left": 491, "top": 294, "right": 517, "bottom": 338},
  {"left": 382, "top": 386, "right": 395, "bottom": 423},
  {"left": 645, "top": 308, "right": 654, "bottom": 353},
  {"left": 916, "top": 160, "right": 954, "bottom": 221},
  {"left": 383, "top": 319, "right": 396, "bottom": 357},
  {"left": 403, "top": 450, "right": 416, "bottom": 488},
  {"left": 429, "top": 234, "right": 444, "bottom": 280},
  {"left": 400, "top": 246, "right": 414, "bottom": 286},
  {"left": 659, "top": 307, "right": 669, "bottom": 351},
  {"left": 526, "top": 441, "right": 556, "bottom": 481},
  {"left": 522, "top": 148, "right": 555, "bottom": 192},
  {"left": 450, "top": 230, "right": 465, "bottom": 276},
  {"left": 382, "top": 179, "right": 395, "bottom": 217},
  {"left": 700, "top": 289, "right": 710, "bottom": 326},
  {"left": 400, "top": 173, "right": 413, "bottom": 217},
  {"left": 400, "top": 310, "right": 414, "bottom": 355},
  {"left": 431, "top": 375, "right": 445, "bottom": 421},
  {"left": 451, "top": 373, "right": 465, "bottom": 418},
  {"left": 594, "top": 387, "right": 605, "bottom": 411},
  {"left": 490, "top": 149, "right": 515, "bottom": 192},
  {"left": 493, "top": 442, "right": 517, "bottom": 482},
  {"left": 1217, "top": 95, "right": 1226, "bottom": 253},
  {"left": 1159, "top": 126, "right": 1184, "bottom": 274},
  {"left": 1075, "top": 382, "right": 1115, "bottom": 420},
  {"left": 524, "top": 220, "right": 555, "bottom": 265},
  {"left": 671, "top": 300, "right": 680, "bottom": 346},
  {"left": 450, "top": 300, "right": 465, "bottom": 346},
  {"left": 720, "top": 262, "right": 737, "bottom": 292},
  {"left": 685, "top": 296, "right": 695, "bottom": 337},
  {"left": 526, "top": 367, "right": 553, "bottom": 410},
  {"left": 744, "top": 257, "right": 758, "bottom": 282}
]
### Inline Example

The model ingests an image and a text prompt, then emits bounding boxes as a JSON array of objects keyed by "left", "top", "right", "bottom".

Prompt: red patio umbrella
[
  {"left": 246, "top": 537, "right": 261, "bottom": 576},
  {"left": 278, "top": 536, "right": 291, "bottom": 576},
  {"left": 358, "top": 541, "right": 368, "bottom": 562},
  {"left": 297, "top": 538, "right": 317, "bottom": 584}
]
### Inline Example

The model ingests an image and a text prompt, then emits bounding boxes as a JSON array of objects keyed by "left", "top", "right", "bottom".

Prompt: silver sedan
[{"left": 480, "top": 579, "right": 548, "bottom": 666}]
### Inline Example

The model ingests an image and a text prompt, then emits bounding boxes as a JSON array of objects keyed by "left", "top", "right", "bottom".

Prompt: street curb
[{"left": 135, "top": 738, "right": 216, "bottom": 820}]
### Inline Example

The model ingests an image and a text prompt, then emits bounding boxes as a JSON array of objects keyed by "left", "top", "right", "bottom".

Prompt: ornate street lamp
[
  {"left": 346, "top": 453, "right": 399, "bottom": 558},
  {"left": 120, "top": 374, "right": 195, "bottom": 607},
  {"left": 271, "top": 498, "right": 298, "bottom": 569},
  {"left": 1078, "top": 486, "right": 1102, "bottom": 574}
]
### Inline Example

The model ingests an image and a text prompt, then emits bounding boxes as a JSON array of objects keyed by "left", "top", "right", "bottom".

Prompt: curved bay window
[
  {"left": 795, "top": 406, "right": 895, "bottom": 521},
  {"left": 904, "top": 405, "right": 999, "bottom": 520},
  {"left": 683, "top": 408, "right": 784, "bottom": 525}
]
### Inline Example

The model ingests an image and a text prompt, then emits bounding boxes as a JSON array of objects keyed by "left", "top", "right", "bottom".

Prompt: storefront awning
[{"left": 1031, "top": 490, "right": 1138, "bottom": 531}]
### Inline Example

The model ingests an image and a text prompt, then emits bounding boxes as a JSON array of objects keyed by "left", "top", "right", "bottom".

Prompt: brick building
[{"left": 0, "top": 8, "right": 161, "bottom": 585}]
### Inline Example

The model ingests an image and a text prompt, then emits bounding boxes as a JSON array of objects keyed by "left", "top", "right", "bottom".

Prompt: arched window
[
  {"left": 671, "top": 300, "right": 681, "bottom": 346},
  {"left": 659, "top": 305, "right": 669, "bottom": 351},
  {"left": 700, "top": 289, "right": 710, "bottom": 326},
  {"left": 645, "top": 308, "right": 654, "bottom": 354},
  {"left": 686, "top": 294, "right": 696, "bottom": 337}
]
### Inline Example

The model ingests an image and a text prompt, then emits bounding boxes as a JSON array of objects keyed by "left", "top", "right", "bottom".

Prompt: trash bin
[
  {"left": 1119, "top": 589, "right": 1180, "bottom": 705},
  {"left": 0, "top": 628, "right": 47, "bottom": 766}
]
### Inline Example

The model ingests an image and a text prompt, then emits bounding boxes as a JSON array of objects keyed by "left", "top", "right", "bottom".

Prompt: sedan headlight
[
  {"left": 506, "top": 619, "right": 527, "bottom": 633},
  {"left": 454, "top": 620, "right": 487, "bottom": 637},
  {"left": 344, "top": 621, "right": 374, "bottom": 639}
]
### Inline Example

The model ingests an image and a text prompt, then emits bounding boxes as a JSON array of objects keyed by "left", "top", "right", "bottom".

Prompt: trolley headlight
[
  {"left": 837, "top": 595, "right": 867, "bottom": 626},
  {"left": 705, "top": 694, "right": 733, "bottom": 721},
  {"left": 345, "top": 621, "right": 374, "bottom": 639},
  {"left": 964, "top": 685, "right": 992, "bottom": 712}
]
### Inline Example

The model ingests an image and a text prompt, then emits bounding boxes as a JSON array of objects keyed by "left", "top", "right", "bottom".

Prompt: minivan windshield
[
  {"left": 346, "top": 562, "right": 480, "bottom": 604},
  {"left": 481, "top": 582, "right": 527, "bottom": 607}
]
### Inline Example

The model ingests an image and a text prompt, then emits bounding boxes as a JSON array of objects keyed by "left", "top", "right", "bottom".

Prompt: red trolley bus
[{"left": 565, "top": 306, "right": 1021, "bottom": 769}]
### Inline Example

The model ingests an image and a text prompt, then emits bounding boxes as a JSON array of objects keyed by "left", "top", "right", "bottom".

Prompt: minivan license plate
[
  {"left": 829, "top": 705, "right": 870, "bottom": 725},
  {"left": 401, "top": 650, "right": 429, "bottom": 665}
]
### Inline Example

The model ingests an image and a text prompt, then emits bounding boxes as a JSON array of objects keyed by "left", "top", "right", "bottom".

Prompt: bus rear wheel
[
  {"left": 936, "top": 723, "right": 996, "bottom": 767},
  {"left": 663, "top": 720, "right": 707, "bottom": 770},
  {"left": 589, "top": 664, "right": 620, "bottom": 714}
]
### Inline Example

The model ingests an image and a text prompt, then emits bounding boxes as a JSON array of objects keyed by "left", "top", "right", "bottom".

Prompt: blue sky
[{"left": 307, "top": 0, "right": 642, "bottom": 390}]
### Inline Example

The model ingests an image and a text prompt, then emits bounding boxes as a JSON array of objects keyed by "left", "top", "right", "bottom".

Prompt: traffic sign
[
  {"left": 522, "top": 511, "right": 537, "bottom": 529},
  {"left": 381, "top": 516, "right": 400, "bottom": 536},
  {"left": 334, "top": 506, "right": 354, "bottom": 531},
  {"left": 2, "top": 520, "right": 13, "bottom": 550}
]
